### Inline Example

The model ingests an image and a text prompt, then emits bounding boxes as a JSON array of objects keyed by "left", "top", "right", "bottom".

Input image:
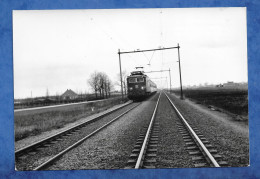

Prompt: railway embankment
[
  {"left": 15, "top": 91, "right": 249, "bottom": 170},
  {"left": 15, "top": 97, "right": 129, "bottom": 149},
  {"left": 167, "top": 92, "right": 249, "bottom": 167},
  {"left": 46, "top": 91, "right": 248, "bottom": 169},
  {"left": 171, "top": 87, "right": 248, "bottom": 121},
  {"left": 48, "top": 94, "right": 159, "bottom": 170}
]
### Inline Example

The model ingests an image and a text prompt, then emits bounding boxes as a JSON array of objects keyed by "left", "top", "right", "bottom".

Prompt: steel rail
[
  {"left": 33, "top": 103, "right": 140, "bottom": 170},
  {"left": 164, "top": 92, "right": 220, "bottom": 167},
  {"left": 15, "top": 101, "right": 133, "bottom": 156},
  {"left": 135, "top": 92, "right": 162, "bottom": 169}
]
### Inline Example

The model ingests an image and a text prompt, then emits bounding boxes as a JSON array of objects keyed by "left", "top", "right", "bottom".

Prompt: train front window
[
  {"left": 128, "top": 78, "right": 136, "bottom": 83},
  {"left": 137, "top": 77, "right": 144, "bottom": 82}
]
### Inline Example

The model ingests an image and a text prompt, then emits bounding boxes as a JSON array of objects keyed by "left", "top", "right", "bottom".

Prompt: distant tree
[
  {"left": 116, "top": 70, "right": 128, "bottom": 96},
  {"left": 88, "top": 71, "right": 113, "bottom": 99},
  {"left": 88, "top": 71, "right": 99, "bottom": 98},
  {"left": 96, "top": 72, "right": 105, "bottom": 98},
  {"left": 98, "top": 72, "right": 113, "bottom": 99},
  {"left": 103, "top": 76, "right": 113, "bottom": 98},
  {"left": 106, "top": 78, "right": 113, "bottom": 98}
]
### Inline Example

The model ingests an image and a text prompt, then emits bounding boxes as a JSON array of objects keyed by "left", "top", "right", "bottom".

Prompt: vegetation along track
[
  {"left": 164, "top": 92, "right": 228, "bottom": 167},
  {"left": 125, "top": 92, "right": 162, "bottom": 169},
  {"left": 15, "top": 101, "right": 140, "bottom": 171}
]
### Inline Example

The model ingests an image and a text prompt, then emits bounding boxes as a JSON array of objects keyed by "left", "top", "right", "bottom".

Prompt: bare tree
[
  {"left": 106, "top": 78, "right": 113, "bottom": 98},
  {"left": 88, "top": 71, "right": 114, "bottom": 99},
  {"left": 96, "top": 72, "right": 104, "bottom": 98},
  {"left": 98, "top": 72, "right": 113, "bottom": 99},
  {"left": 103, "top": 75, "right": 113, "bottom": 98},
  {"left": 116, "top": 70, "right": 128, "bottom": 96},
  {"left": 102, "top": 74, "right": 108, "bottom": 98},
  {"left": 88, "top": 71, "right": 99, "bottom": 98}
]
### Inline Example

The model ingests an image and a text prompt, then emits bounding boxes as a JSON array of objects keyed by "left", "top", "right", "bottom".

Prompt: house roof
[{"left": 61, "top": 89, "right": 78, "bottom": 97}]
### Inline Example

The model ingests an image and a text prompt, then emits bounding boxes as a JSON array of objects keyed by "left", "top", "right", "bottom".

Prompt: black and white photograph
[{"left": 13, "top": 8, "right": 248, "bottom": 171}]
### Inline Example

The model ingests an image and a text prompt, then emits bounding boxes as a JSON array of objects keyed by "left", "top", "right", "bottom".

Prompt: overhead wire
[
  {"left": 96, "top": 15, "right": 153, "bottom": 70},
  {"left": 90, "top": 13, "right": 167, "bottom": 75},
  {"left": 158, "top": 9, "right": 164, "bottom": 80},
  {"left": 90, "top": 16, "right": 143, "bottom": 71},
  {"left": 92, "top": 13, "right": 164, "bottom": 71},
  {"left": 141, "top": 50, "right": 156, "bottom": 66},
  {"left": 92, "top": 13, "right": 168, "bottom": 72},
  {"left": 90, "top": 17, "right": 121, "bottom": 48},
  {"left": 149, "top": 50, "right": 156, "bottom": 65}
]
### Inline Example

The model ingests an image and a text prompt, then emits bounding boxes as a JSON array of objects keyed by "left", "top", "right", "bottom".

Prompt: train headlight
[
  {"left": 129, "top": 87, "right": 133, "bottom": 91},
  {"left": 141, "top": 86, "right": 145, "bottom": 90}
]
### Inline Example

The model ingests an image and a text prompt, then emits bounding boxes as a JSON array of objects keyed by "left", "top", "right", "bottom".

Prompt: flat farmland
[
  {"left": 14, "top": 97, "right": 127, "bottom": 141},
  {"left": 172, "top": 87, "right": 248, "bottom": 120}
]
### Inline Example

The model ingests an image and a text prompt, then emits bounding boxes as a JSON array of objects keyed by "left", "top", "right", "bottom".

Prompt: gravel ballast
[
  {"left": 48, "top": 91, "right": 249, "bottom": 170},
  {"left": 16, "top": 102, "right": 137, "bottom": 170},
  {"left": 15, "top": 101, "right": 132, "bottom": 151},
  {"left": 48, "top": 94, "right": 159, "bottom": 170},
  {"left": 167, "top": 92, "right": 249, "bottom": 167},
  {"left": 18, "top": 90, "right": 249, "bottom": 170},
  {"left": 156, "top": 93, "right": 194, "bottom": 168}
]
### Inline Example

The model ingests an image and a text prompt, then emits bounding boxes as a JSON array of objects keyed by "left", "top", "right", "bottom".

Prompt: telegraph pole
[
  {"left": 166, "top": 77, "right": 168, "bottom": 92},
  {"left": 169, "top": 68, "right": 172, "bottom": 93},
  {"left": 177, "top": 43, "right": 183, "bottom": 99},
  {"left": 118, "top": 49, "right": 124, "bottom": 100}
]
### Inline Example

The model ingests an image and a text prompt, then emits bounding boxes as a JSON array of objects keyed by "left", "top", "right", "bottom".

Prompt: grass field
[
  {"left": 172, "top": 87, "right": 248, "bottom": 118},
  {"left": 14, "top": 97, "right": 128, "bottom": 141}
]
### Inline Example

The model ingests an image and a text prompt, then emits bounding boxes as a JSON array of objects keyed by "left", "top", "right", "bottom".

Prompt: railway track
[
  {"left": 126, "top": 91, "right": 227, "bottom": 169},
  {"left": 125, "top": 92, "right": 161, "bottom": 169},
  {"left": 16, "top": 91, "right": 228, "bottom": 170},
  {"left": 15, "top": 101, "right": 140, "bottom": 170},
  {"left": 164, "top": 92, "right": 228, "bottom": 167}
]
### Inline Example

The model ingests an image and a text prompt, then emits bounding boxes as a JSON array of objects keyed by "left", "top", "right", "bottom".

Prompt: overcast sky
[{"left": 13, "top": 8, "right": 247, "bottom": 99}]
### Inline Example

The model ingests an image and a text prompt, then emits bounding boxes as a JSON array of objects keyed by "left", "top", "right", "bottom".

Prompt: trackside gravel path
[
  {"left": 48, "top": 94, "right": 159, "bottom": 170},
  {"left": 26, "top": 91, "right": 248, "bottom": 170},
  {"left": 156, "top": 93, "right": 194, "bottom": 168},
  {"left": 167, "top": 93, "right": 249, "bottom": 167}
]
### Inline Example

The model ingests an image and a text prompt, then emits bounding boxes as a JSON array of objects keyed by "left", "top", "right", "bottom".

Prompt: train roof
[{"left": 130, "top": 71, "right": 146, "bottom": 76}]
